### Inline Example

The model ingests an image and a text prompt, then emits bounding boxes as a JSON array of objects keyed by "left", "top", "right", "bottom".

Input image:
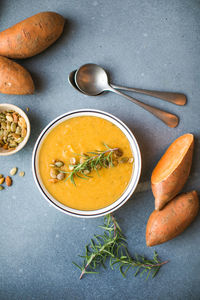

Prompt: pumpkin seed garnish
[
  {"left": 119, "top": 157, "right": 129, "bottom": 164},
  {"left": 70, "top": 157, "right": 76, "bottom": 165},
  {"left": 54, "top": 161, "right": 64, "bottom": 168},
  {"left": 57, "top": 172, "right": 65, "bottom": 180},
  {"left": 50, "top": 168, "right": 58, "bottom": 179},
  {"left": 83, "top": 169, "right": 90, "bottom": 175},
  {"left": 128, "top": 157, "right": 134, "bottom": 163},
  {"left": 49, "top": 178, "right": 58, "bottom": 183},
  {"left": 69, "top": 165, "right": 75, "bottom": 171},
  {"left": 49, "top": 163, "right": 56, "bottom": 167}
]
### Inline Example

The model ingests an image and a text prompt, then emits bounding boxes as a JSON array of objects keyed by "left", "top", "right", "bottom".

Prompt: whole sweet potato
[
  {"left": 0, "top": 12, "right": 65, "bottom": 59},
  {"left": 0, "top": 56, "right": 34, "bottom": 94},
  {"left": 151, "top": 133, "right": 194, "bottom": 210},
  {"left": 146, "top": 191, "right": 199, "bottom": 247}
]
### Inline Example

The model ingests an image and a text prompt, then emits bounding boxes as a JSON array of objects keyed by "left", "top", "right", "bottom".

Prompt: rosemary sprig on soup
[{"left": 48, "top": 143, "right": 134, "bottom": 185}]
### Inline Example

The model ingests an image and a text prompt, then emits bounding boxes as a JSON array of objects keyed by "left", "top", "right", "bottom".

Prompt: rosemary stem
[
  {"left": 111, "top": 214, "right": 117, "bottom": 237},
  {"left": 127, "top": 260, "right": 169, "bottom": 269},
  {"left": 138, "top": 260, "right": 169, "bottom": 268},
  {"left": 79, "top": 253, "right": 96, "bottom": 280}
]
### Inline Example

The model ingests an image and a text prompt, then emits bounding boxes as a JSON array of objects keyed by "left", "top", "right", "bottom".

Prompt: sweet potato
[
  {"left": 0, "top": 12, "right": 65, "bottom": 59},
  {"left": 146, "top": 191, "right": 199, "bottom": 247},
  {"left": 151, "top": 133, "right": 194, "bottom": 210},
  {"left": 0, "top": 56, "right": 34, "bottom": 94}
]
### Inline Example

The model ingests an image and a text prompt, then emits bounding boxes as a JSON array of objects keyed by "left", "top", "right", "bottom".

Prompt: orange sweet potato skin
[
  {"left": 146, "top": 191, "right": 199, "bottom": 247},
  {"left": 152, "top": 137, "right": 194, "bottom": 210},
  {"left": 0, "top": 56, "right": 34, "bottom": 94},
  {"left": 0, "top": 12, "right": 65, "bottom": 59}
]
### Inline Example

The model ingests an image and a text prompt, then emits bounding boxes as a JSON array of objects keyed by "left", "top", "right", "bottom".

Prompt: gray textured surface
[{"left": 0, "top": 0, "right": 200, "bottom": 299}]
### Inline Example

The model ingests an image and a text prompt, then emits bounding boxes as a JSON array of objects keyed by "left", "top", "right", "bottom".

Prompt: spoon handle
[
  {"left": 109, "top": 85, "right": 179, "bottom": 128},
  {"left": 111, "top": 84, "right": 186, "bottom": 106}
]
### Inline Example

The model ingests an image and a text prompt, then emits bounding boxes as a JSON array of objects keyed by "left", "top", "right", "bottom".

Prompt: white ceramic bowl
[
  {"left": 0, "top": 103, "right": 31, "bottom": 156},
  {"left": 32, "top": 109, "right": 141, "bottom": 218}
]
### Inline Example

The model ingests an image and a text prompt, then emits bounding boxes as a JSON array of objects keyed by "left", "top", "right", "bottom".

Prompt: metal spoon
[
  {"left": 75, "top": 64, "right": 179, "bottom": 128},
  {"left": 69, "top": 68, "right": 186, "bottom": 106},
  {"left": 69, "top": 70, "right": 85, "bottom": 93}
]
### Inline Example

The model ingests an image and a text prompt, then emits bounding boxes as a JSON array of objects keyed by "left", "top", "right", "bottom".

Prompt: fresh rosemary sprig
[
  {"left": 73, "top": 214, "right": 168, "bottom": 280},
  {"left": 59, "top": 144, "right": 123, "bottom": 185}
]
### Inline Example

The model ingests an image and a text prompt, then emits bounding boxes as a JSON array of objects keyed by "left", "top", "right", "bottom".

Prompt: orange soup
[{"left": 39, "top": 116, "right": 133, "bottom": 210}]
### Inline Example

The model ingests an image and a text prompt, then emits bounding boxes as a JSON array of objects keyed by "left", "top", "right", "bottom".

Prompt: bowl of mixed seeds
[{"left": 0, "top": 103, "right": 30, "bottom": 156}]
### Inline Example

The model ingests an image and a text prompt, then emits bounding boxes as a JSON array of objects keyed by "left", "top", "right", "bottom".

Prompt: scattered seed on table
[
  {"left": 5, "top": 176, "right": 12, "bottom": 186},
  {"left": 10, "top": 167, "right": 18, "bottom": 176},
  {"left": 0, "top": 174, "right": 3, "bottom": 178},
  {"left": 19, "top": 171, "right": 25, "bottom": 177},
  {"left": 0, "top": 177, "right": 5, "bottom": 184},
  {"left": 0, "top": 186, "right": 4, "bottom": 191},
  {"left": 26, "top": 107, "right": 29, "bottom": 112}
]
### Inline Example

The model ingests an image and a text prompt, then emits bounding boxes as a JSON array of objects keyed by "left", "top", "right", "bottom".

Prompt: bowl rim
[
  {"left": 32, "top": 109, "right": 142, "bottom": 218},
  {"left": 0, "top": 103, "right": 31, "bottom": 156}
]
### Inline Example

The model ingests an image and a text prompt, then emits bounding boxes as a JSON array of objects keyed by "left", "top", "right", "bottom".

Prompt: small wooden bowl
[{"left": 0, "top": 103, "right": 31, "bottom": 156}]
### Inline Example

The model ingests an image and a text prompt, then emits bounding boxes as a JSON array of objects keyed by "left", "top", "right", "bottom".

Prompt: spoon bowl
[
  {"left": 68, "top": 70, "right": 81, "bottom": 92},
  {"left": 69, "top": 69, "right": 104, "bottom": 96},
  {"left": 75, "top": 64, "right": 109, "bottom": 95}
]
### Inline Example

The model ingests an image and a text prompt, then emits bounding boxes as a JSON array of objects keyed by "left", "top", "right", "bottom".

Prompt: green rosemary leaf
[
  {"left": 153, "top": 251, "right": 159, "bottom": 263},
  {"left": 99, "top": 226, "right": 113, "bottom": 231},
  {"left": 146, "top": 270, "right": 152, "bottom": 280},
  {"left": 80, "top": 172, "right": 92, "bottom": 178},
  {"left": 152, "top": 267, "right": 160, "bottom": 278},
  {"left": 70, "top": 175, "right": 76, "bottom": 186},
  {"left": 110, "top": 259, "right": 120, "bottom": 267},
  {"left": 76, "top": 174, "right": 88, "bottom": 180},
  {"left": 72, "top": 261, "right": 81, "bottom": 268},
  {"left": 120, "top": 265, "right": 125, "bottom": 277},
  {"left": 120, "top": 256, "right": 127, "bottom": 259},
  {"left": 134, "top": 267, "right": 141, "bottom": 277},
  {"left": 140, "top": 269, "right": 147, "bottom": 277},
  {"left": 103, "top": 142, "right": 110, "bottom": 149},
  {"left": 84, "top": 270, "right": 99, "bottom": 275},
  {"left": 124, "top": 265, "right": 132, "bottom": 275},
  {"left": 59, "top": 170, "right": 70, "bottom": 174}
]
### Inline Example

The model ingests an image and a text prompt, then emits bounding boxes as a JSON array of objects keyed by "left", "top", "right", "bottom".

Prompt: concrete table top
[{"left": 0, "top": 0, "right": 199, "bottom": 299}]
